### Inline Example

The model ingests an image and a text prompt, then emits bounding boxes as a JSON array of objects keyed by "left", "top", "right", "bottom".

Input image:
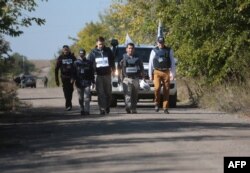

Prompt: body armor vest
[
  {"left": 153, "top": 47, "right": 171, "bottom": 70},
  {"left": 76, "top": 60, "right": 91, "bottom": 78},
  {"left": 61, "top": 56, "right": 75, "bottom": 78},
  {"left": 75, "top": 59, "right": 92, "bottom": 87},
  {"left": 123, "top": 54, "right": 140, "bottom": 77}
]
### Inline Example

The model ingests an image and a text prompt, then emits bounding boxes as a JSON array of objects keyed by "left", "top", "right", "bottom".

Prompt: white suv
[{"left": 109, "top": 44, "right": 177, "bottom": 107}]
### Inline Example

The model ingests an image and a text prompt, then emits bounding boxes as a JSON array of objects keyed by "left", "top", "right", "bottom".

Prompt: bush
[{"left": 0, "top": 79, "right": 18, "bottom": 111}]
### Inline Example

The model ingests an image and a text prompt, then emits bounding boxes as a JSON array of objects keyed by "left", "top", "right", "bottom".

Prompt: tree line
[
  {"left": 1, "top": 0, "right": 250, "bottom": 111},
  {"left": 73, "top": 0, "right": 250, "bottom": 85}
]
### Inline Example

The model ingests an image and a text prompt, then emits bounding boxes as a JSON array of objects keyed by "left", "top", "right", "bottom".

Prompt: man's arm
[
  {"left": 108, "top": 47, "right": 116, "bottom": 72},
  {"left": 55, "top": 57, "right": 61, "bottom": 86},
  {"left": 87, "top": 50, "right": 96, "bottom": 73},
  {"left": 71, "top": 61, "right": 77, "bottom": 81},
  {"left": 148, "top": 50, "right": 155, "bottom": 80}
]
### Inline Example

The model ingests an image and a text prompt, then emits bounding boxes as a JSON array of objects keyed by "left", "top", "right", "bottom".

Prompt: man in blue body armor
[
  {"left": 120, "top": 43, "right": 145, "bottom": 114},
  {"left": 72, "top": 48, "right": 95, "bottom": 116},
  {"left": 148, "top": 36, "right": 176, "bottom": 114}
]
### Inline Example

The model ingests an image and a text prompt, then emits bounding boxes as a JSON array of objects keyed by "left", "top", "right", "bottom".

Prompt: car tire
[
  {"left": 169, "top": 92, "right": 177, "bottom": 108},
  {"left": 110, "top": 96, "right": 117, "bottom": 107}
]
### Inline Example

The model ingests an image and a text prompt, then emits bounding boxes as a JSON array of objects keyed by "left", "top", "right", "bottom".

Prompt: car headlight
[
  {"left": 170, "top": 71, "right": 176, "bottom": 81},
  {"left": 114, "top": 69, "right": 119, "bottom": 76}
]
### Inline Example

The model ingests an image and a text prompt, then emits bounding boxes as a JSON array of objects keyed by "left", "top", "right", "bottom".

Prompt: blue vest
[
  {"left": 75, "top": 59, "right": 92, "bottom": 87},
  {"left": 123, "top": 54, "right": 141, "bottom": 77},
  {"left": 153, "top": 47, "right": 171, "bottom": 70}
]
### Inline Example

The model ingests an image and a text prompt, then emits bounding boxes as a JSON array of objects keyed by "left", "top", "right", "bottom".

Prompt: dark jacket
[
  {"left": 72, "top": 58, "right": 95, "bottom": 88},
  {"left": 87, "top": 46, "right": 115, "bottom": 76},
  {"left": 55, "top": 53, "right": 76, "bottom": 81}
]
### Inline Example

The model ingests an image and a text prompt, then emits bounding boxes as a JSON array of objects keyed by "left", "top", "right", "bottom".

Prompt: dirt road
[{"left": 0, "top": 87, "right": 250, "bottom": 173}]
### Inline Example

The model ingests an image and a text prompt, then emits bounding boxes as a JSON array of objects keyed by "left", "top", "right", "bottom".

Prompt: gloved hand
[{"left": 56, "top": 79, "right": 60, "bottom": 87}]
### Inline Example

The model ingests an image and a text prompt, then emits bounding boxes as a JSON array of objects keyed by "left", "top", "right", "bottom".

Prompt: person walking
[
  {"left": 148, "top": 36, "right": 176, "bottom": 114},
  {"left": 72, "top": 48, "right": 95, "bottom": 116},
  {"left": 55, "top": 45, "right": 76, "bottom": 111},
  {"left": 43, "top": 76, "right": 48, "bottom": 88},
  {"left": 87, "top": 36, "right": 115, "bottom": 115},
  {"left": 120, "top": 43, "right": 145, "bottom": 114}
]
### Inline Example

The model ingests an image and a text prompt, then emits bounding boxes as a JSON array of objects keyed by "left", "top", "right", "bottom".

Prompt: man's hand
[
  {"left": 70, "top": 79, "right": 75, "bottom": 84},
  {"left": 150, "top": 74, "right": 154, "bottom": 81}
]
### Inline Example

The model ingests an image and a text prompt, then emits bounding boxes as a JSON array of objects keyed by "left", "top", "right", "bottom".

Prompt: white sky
[{"left": 4, "top": 0, "right": 113, "bottom": 60}]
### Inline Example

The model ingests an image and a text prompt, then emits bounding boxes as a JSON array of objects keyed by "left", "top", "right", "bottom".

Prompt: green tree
[
  {"left": 10, "top": 53, "right": 35, "bottom": 75},
  {"left": 0, "top": 0, "right": 47, "bottom": 76},
  {"left": 168, "top": 0, "right": 250, "bottom": 84},
  {"left": 74, "top": 0, "right": 250, "bottom": 85},
  {"left": 0, "top": 0, "right": 46, "bottom": 111},
  {"left": 100, "top": 0, "right": 158, "bottom": 44},
  {"left": 72, "top": 22, "right": 111, "bottom": 54},
  {"left": 0, "top": 0, "right": 46, "bottom": 37}
]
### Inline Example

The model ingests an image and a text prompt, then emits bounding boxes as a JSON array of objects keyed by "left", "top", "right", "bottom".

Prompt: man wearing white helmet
[{"left": 120, "top": 43, "right": 145, "bottom": 114}]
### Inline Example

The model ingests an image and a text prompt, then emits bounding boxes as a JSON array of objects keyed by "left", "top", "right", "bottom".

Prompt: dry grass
[
  {"left": 0, "top": 79, "right": 18, "bottom": 111},
  {"left": 29, "top": 60, "right": 51, "bottom": 70},
  {"left": 176, "top": 78, "right": 193, "bottom": 103},
  {"left": 200, "top": 82, "right": 250, "bottom": 114},
  {"left": 178, "top": 77, "right": 250, "bottom": 117}
]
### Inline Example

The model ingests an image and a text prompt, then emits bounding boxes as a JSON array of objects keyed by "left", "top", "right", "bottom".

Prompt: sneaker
[
  {"left": 100, "top": 110, "right": 105, "bottom": 115},
  {"left": 106, "top": 107, "right": 110, "bottom": 114},
  {"left": 85, "top": 111, "right": 90, "bottom": 115},
  {"left": 66, "top": 106, "right": 72, "bottom": 111},
  {"left": 164, "top": 109, "right": 169, "bottom": 114},
  {"left": 125, "top": 107, "right": 131, "bottom": 114},
  {"left": 155, "top": 105, "right": 159, "bottom": 112}
]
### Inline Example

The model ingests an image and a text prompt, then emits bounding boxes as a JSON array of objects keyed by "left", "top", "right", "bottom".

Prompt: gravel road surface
[{"left": 0, "top": 87, "right": 250, "bottom": 173}]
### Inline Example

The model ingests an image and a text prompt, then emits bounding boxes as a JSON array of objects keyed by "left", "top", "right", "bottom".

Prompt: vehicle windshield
[{"left": 115, "top": 47, "right": 153, "bottom": 63}]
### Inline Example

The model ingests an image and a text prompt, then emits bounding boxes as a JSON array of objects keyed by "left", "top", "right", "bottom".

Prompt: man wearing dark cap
[
  {"left": 148, "top": 36, "right": 176, "bottom": 114},
  {"left": 72, "top": 48, "right": 95, "bottom": 116},
  {"left": 55, "top": 45, "right": 76, "bottom": 111}
]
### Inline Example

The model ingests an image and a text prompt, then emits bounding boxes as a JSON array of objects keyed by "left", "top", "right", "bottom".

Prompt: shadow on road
[{"left": 0, "top": 105, "right": 249, "bottom": 173}]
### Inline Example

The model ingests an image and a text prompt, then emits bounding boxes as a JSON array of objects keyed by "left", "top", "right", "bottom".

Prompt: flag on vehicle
[
  {"left": 157, "top": 20, "right": 163, "bottom": 38},
  {"left": 125, "top": 33, "right": 133, "bottom": 45}
]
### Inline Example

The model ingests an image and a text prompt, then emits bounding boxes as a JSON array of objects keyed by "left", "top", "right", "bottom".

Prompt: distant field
[{"left": 29, "top": 60, "right": 51, "bottom": 70}]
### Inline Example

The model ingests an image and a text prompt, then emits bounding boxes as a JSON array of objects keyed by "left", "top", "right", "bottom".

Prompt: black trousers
[{"left": 62, "top": 78, "right": 74, "bottom": 108}]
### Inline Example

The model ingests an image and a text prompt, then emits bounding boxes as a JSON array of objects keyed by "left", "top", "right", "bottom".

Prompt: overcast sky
[{"left": 5, "top": 0, "right": 113, "bottom": 60}]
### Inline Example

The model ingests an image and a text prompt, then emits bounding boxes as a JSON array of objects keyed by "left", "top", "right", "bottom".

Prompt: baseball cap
[
  {"left": 62, "top": 45, "right": 69, "bottom": 49},
  {"left": 157, "top": 36, "right": 165, "bottom": 43}
]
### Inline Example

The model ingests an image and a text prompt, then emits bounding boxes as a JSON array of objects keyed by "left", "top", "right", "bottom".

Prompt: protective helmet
[{"left": 140, "top": 80, "right": 150, "bottom": 91}]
